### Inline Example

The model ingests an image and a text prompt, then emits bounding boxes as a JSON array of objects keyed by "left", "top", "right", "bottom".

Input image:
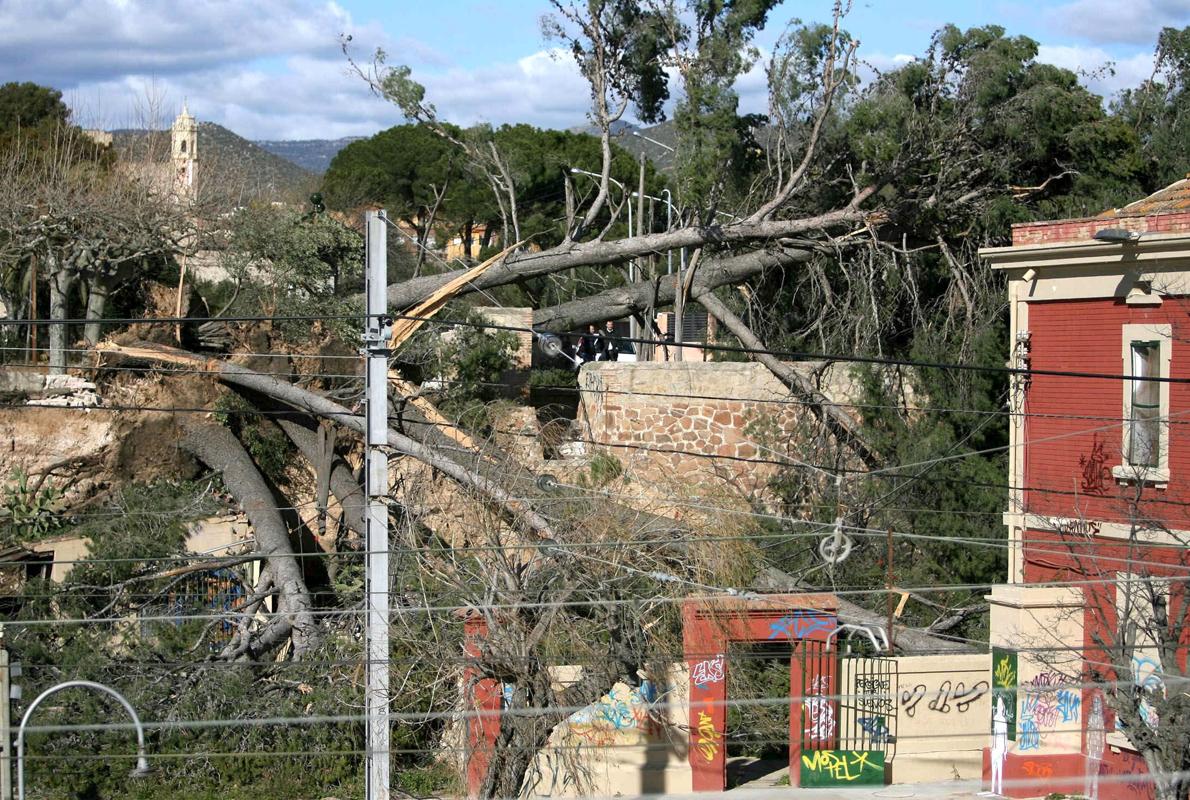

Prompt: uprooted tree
[{"left": 6, "top": 9, "right": 1190, "bottom": 799}]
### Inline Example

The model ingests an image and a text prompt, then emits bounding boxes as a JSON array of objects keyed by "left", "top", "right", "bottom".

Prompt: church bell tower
[{"left": 170, "top": 103, "right": 198, "bottom": 196}]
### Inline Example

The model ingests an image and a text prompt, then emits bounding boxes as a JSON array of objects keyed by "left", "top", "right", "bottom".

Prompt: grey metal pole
[
  {"left": 675, "top": 244, "right": 685, "bottom": 362},
  {"left": 364, "top": 210, "right": 391, "bottom": 800},
  {"left": 17, "top": 680, "right": 150, "bottom": 800},
  {"left": 1, "top": 638, "right": 10, "bottom": 800}
]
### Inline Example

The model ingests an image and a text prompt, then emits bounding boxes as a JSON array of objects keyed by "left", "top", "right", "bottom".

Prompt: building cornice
[{"left": 980, "top": 232, "right": 1190, "bottom": 272}]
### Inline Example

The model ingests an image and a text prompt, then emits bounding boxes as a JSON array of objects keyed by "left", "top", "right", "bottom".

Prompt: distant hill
[
  {"left": 255, "top": 137, "right": 363, "bottom": 174},
  {"left": 112, "top": 122, "right": 315, "bottom": 201}
]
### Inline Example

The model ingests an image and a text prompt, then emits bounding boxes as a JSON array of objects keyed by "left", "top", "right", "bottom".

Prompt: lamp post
[
  {"left": 633, "top": 188, "right": 682, "bottom": 360},
  {"left": 631, "top": 130, "right": 675, "bottom": 153},
  {"left": 570, "top": 167, "right": 635, "bottom": 340},
  {"left": 17, "top": 681, "right": 151, "bottom": 800}
]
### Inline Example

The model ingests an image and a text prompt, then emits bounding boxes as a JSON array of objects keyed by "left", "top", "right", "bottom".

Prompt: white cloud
[
  {"left": 1036, "top": 44, "right": 1156, "bottom": 99},
  {"left": 1044, "top": 0, "right": 1189, "bottom": 46}
]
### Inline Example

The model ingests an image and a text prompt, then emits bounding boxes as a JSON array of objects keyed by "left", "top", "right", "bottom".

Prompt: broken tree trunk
[
  {"left": 178, "top": 417, "right": 319, "bottom": 660},
  {"left": 101, "top": 342, "right": 557, "bottom": 540},
  {"left": 274, "top": 415, "right": 367, "bottom": 540},
  {"left": 694, "top": 289, "right": 882, "bottom": 470},
  {"left": 380, "top": 199, "right": 871, "bottom": 311},
  {"left": 531, "top": 247, "right": 815, "bottom": 331}
]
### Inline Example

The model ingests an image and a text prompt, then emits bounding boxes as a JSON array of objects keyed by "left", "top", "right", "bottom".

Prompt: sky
[{"left": 0, "top": 0, "right": 1186, "bottom": 141}]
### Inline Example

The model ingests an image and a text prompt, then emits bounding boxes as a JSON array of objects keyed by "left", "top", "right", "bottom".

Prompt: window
[
  {"left": 1114, "top": 324, "right": 1172, "bottom": 485},
  {"left": 1128, "top": 342, "right": 1160, "bottom": 467}
]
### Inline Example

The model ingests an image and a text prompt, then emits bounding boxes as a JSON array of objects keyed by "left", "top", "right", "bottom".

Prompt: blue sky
[{"left": 0, "top": 0, "right": 1184, "bottom": 140}]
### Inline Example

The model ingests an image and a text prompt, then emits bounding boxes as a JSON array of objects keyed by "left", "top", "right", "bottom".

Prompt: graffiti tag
[
  {"left": 805, "top": 675, "right": 835, "bottom": 741},
  {"left": 800, "top": 750, "right": 884, "bottom": 787},
  {"left": 691, "top": 655, "right": 725, "bottom": 688},
  {"left": 1022, "top": 760, "right": 1054, "bottom": 779},
  {"left": 767, "top": 614, "right": 833, "bottom": 640},
  {"left": 857, "top": 716, "right": 892, "bottom": 743},
  {"left": 695, "top": 711, "right": 721, "bottom": 762}
]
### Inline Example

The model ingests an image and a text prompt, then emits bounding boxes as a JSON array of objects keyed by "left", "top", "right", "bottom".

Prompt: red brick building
[{"left": 980, "top": 175, "right": 1190, "bottom": 799}]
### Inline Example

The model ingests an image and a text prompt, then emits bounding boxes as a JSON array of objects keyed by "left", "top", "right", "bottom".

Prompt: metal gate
[
  {"left": 798, "top": 640, "right": 898, "bottom": 781},
  {"left": 837, "top": 652, "right": 898, "bottom": 760}
]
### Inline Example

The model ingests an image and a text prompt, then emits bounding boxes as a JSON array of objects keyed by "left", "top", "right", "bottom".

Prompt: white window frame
[{"left": 1113, "top": 324, "right": 1172, "bottom": 486}]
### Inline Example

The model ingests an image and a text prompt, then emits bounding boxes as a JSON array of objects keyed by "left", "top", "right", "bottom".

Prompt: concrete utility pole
[
  {"left": 1, "top": 629, "right": 12, "bottom": 800},
  {"left": 364, "top": 210, "right": 391, "bottom": 800}
]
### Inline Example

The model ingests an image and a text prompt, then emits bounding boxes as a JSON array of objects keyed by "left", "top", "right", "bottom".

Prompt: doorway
[{"left": 725, "top": 641, "right": 792, "bottom": 788}]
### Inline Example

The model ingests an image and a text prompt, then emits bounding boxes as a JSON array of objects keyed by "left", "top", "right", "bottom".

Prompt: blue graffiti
[
  {"left": 857, "top": 716, "right": 892, "bottom": 743},
  {"left": 1056, "top": 689, "right": 1081, "bottom": 723},
  {"left": 1019, "top": 719, "right": 1040, "bottom": 751},
  {"left": 767, "top": 614, "right": 833, "bottom": 640}
]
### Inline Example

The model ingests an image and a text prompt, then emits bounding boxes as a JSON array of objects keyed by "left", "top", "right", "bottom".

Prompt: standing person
[
  {"left": 988, "top": 696, "right": 1009, "bottom": 796},
  {"left": 600, "top": 320, "right": 619, "bottom": 361},
  {"left": 576, "top": 324, "right": 599, "bottom": 365}
]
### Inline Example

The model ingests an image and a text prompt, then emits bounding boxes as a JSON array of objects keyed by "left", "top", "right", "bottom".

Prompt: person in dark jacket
[
  {"left": 599, "top": 320, "right": 619, "bottom": 361},
  {"left": 576, "top": 324, "right": 600, "bottom": 365}
]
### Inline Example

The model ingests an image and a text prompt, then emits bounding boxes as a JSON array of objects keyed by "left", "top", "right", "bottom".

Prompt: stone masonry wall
[{"left": 577, "top": 361, "right": 838, "bottom": 496}]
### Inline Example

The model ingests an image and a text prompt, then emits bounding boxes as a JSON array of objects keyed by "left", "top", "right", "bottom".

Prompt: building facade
[{"left": 981, "top": 176, "right": 1190, "bottom": 799}]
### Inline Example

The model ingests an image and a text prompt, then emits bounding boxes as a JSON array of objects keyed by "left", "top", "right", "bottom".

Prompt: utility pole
[
  {"left": 674, "top": 246, "right": 685, "bottom": 362},
  {"left": 634, "top": 151, "right": 645, "bottom": 346},
  {"left": 363, "top": 210, "right": 391, "bottom": 800},
  {"left": 1, "top": 627, "right": 11, "bottom": 800},
  {"left": 885, "top": 529, "right": 895, "bottom": 652}
]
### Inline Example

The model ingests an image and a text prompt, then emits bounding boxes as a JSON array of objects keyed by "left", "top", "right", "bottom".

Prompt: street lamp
[
  {"left": 17, "top": 680, "right": 151, "bottom": 800},
  {"left": 571, "top": 167, "right": 637, "bottom": 340},
  {"left": 631, "top": 130, "right": 675, "bottom": 153},
  {"left": 633, "top": 188, "right": 683, "bottom": 360}
]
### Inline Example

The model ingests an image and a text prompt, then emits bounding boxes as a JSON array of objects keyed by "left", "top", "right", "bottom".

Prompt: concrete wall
[
  {"left": 523, "top": 665, "right": 692, "bottom": 797},
  {"left": 892, "top": 654, "right": 991, "bottom": 783},
  {"left": 988, "top": 584, "right": 1085, "bottom": 756}
]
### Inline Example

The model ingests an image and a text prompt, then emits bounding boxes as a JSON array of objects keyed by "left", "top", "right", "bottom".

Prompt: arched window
[{"left": 180, "top": 140, "right": 187, "bottom": 154}]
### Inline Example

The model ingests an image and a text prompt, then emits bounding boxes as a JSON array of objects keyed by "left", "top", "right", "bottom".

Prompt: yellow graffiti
[
  {"left": 994, "top": 655, "right": 1016, "bottom": 689},
  {"left": 695, "top": 711, "right": 721, "bottom": 762},
  {"left": 801, "top": 750, "right": 875, "bottom": 782}
]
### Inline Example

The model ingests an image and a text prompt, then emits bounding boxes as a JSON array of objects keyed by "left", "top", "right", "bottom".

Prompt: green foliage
[
  {"left": 527, "top": 367, "right": 578, "bottom": 389},
  {"left": 212, "top": 393, "right": 293, "bottom": 484},
  {"left": 213, "top": 203, "right": 363, "bottom": 343},
  {"left": 0, "top": 469, "right": 64, "bottom": 544},
  {"left": 8, "top": 481, "right": 454, "bottom": 799},
  {"left": 581, "top": 453, "right": 624, "bottom": 489},
  {"left": 1113, "top": 25, "right": 1190, "bottom": 190},
  {"left": 0, "top": 82, "right": 69, "bottom": 135}
]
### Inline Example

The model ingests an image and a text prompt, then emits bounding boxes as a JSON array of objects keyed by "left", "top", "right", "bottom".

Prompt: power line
[{"left": 7, "top": 308, "right": 1190, "bottom": 386}]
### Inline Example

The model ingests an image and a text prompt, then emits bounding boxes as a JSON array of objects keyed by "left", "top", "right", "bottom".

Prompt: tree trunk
[
  {"left": 274, "top": 415, "right": 368, "bottom": 540},
  {"left": 83, "top": 273, "right": 111, "bottom": 346},
  {"left": 379, "top": 197, "right": 870, "bottom": 311},
  {"left": 695, "top": 289, "right": 882, "bottom": 469},
  {"left": 179, "top": 417, "right": 320, "bottom": 659},
  {"left": 103, "top": 342, "right": 558, "bottom": 540},
  {"left": 47, "top": 263, "right": 75, "bottom": 374},
  {"left": 531, "top": 248, "right": 811, "bottom": 332}
]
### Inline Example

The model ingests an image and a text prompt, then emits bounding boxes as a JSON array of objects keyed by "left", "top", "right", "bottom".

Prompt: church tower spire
[{"left": 170, "top": 103, "right": 198, "bottom": 196}]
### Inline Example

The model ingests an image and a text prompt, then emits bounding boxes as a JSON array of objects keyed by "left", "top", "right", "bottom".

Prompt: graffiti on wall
[
  {"left": 805, "top": 674, "right": 836, "bottom": 741},
  {"left": 800, "top": 750, "right": 885, "bottom": 787},
  {"left": 855, "top": 676, "right": 894, "bottom": 714},
  {"left": 857, "top": 716, "right": 892, "bottom": 743},
  {"left": 1132, "top": 655, "right": 1164, "bottom": 729},
  {"left": 1078, "top": 433, "right": 1112, "bottom": 496},
  {"left": 692, "top": 654, "right": 725, "bottom": 689},
  {"left": 568, "top": 681, "right": 657, "bottom": 745},
  {"left": 767, "top": 614, "right": 833, "bottom": 640},
  {"left": 695, "top": 710, "right": 721, "bottom": 762},
  {"left": 899, "top": 680, "right": 989, "bottom": 717},
  {"left": 991, "top": 648, "right": 1018, "bottom": 741},
  {"left": 1018, "top": 672, "right": 1078, "bottom": 752}
]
